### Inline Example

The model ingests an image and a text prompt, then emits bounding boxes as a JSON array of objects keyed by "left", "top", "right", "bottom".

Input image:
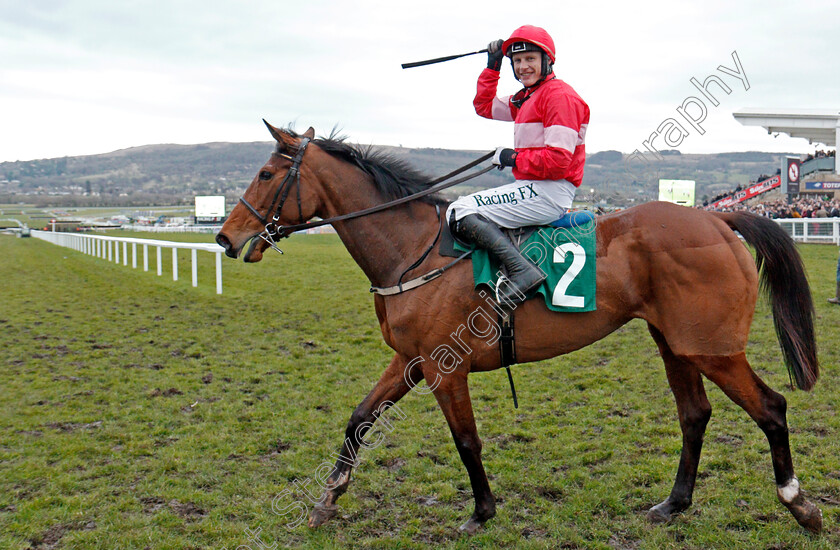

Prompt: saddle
[
  {"left": 439, "top": 210, "right": 596, "bottom": 258},
  {"left": 439, "top": 209, "right": 597, "bottom": 408}
]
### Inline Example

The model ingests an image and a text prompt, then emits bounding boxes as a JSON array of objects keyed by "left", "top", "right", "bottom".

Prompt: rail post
[
  {"left": 216, "top": 252, "right": 223, "bottom": 295},
  {"left": 191, "top": 249, "right": 198, "bottom": 287}
]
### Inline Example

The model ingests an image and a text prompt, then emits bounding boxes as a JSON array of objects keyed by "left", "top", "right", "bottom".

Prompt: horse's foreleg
[
  {"left": 308, "top": 353, "right": 420, "bottom": 528},
  {"left": 699, "top": 353, "right": 822, "bottom": 534},
  {"left": 647, "top": 326, "right": 712, "bottom": 523},
  {"left": 428, "top": 370, "right": 495, "bottom": 535}
]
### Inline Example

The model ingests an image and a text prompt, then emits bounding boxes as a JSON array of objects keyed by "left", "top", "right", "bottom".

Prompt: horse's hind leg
[
  {"left": 308, "top": 353, "right": 421, "bottom": 528},
  {"left": 697, "top": 352, "right": 822, "bottom": 534},
  {"left": 647, "top": 325, "right": 712, "bottom": 523},
  {"left": 427, "top": 369, "right": 495, "bottom": 534}
]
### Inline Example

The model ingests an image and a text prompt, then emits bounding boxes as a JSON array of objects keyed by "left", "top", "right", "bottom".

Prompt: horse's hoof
[
  {"left": 789, "top": 499, "right": 823, "bottom": 534},
  {"left": 307, "top": 504, "right": 338, "bottom": 528},
  {"left": 458, "top": 516, "right": 484, "bottom": 535},
  {"left": 646, "top": 499, "right": 687, "bottom": 524},
  {"left": 778, "top": 479, "right": 823, "bottom": 534},
  {"left": 646, "top": 504, "right": 671, "bottom": 524}
]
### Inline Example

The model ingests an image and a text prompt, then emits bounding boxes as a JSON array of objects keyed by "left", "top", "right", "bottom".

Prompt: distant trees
[
  {"left": 588, "top": 150, "right": 623, "bottom": 164},
  {"left": 0, "top": 142, "right": 788, "bottom": 209},
  {"left": 0, "top": 192, "right": 191, "bottom": 208}
]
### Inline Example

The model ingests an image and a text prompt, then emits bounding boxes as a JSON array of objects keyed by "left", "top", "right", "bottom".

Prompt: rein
[{"left": 238, "top": 143, "right": 495, "bottom": 254}]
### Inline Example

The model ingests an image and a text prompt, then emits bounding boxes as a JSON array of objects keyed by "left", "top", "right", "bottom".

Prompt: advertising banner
[
  {"left": 804, "top": 181, "right": 840, "bottom": 190},
  {"left": 786, "top": 157, "right": 801, "bottom": 195},
  {"left": 708, "top": 175, "right": 780, "bottom": 209}
]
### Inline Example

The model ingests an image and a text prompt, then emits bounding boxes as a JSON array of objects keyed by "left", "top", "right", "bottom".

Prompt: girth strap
[
  {"left": 370, "top": 249, "right": 472, "bottom": 296},
  {"left": 499, "top": 311, "right": 518, "bottom": 408}
]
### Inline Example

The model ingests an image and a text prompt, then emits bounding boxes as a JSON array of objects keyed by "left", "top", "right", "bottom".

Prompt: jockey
[{"left": 447, "top": 25, "right": 590, "bottom": 306}]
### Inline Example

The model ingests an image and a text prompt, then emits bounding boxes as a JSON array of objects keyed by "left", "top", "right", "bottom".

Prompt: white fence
[
  {"left": 28, "top": 218, "right": 838, "bottom": 296},
  {"left": 32, "top": 230, "right": 226, "bottom": 294},
  {"left": 775, "top": 218, "right": 840, "bottom": 245}
]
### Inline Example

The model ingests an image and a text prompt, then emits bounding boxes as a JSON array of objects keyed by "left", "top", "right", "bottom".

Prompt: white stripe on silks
[
  {"left": 578, "top": 123, "right": 588, "bottom": 145},
  {"left": 514, "top": 122, "right": 545, "bottom": 148},
  {"left": 492, "top": 97, "right": 514, "bottom": 121},
  {"left": 544, "top": 124, "right": 580, "bottom": 152}
]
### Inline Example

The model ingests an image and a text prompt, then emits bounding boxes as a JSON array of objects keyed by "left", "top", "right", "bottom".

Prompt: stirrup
[{"left": 494, "top": 271, "right": 545, "bottom": 307}]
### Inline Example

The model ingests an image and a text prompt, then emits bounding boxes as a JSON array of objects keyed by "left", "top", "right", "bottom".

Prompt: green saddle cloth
[{"left": 455, "top": 222, "right": 596, "bottom": 312}]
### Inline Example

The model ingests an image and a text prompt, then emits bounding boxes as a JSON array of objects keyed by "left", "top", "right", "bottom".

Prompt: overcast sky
[{"left": 1, "top": 0, "right": 838, "bottom": 163}]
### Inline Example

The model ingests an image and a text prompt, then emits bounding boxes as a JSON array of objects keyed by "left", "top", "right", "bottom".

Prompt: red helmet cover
[{"left": 502, "top": 25, "right": 556, "bottom": 63}]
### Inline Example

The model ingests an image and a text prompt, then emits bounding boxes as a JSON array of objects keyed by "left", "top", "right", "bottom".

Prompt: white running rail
[
  {"left": 775, "top": 218, "right": 840, "bottom": 245},
  {"left": 31, "top": 230, "right": 226, "bottom": 294}
]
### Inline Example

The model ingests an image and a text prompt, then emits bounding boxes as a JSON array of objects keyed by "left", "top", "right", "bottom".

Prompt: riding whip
[{"left": 401, "top": 49, "right": 488, "bottom": 69}]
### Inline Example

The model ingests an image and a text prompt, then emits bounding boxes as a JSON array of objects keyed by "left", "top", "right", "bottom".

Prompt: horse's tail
[{"left": 714, "top": 211, "right": 818, "bottom": 390}]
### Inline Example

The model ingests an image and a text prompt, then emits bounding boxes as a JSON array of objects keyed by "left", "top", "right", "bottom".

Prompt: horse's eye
[{"left": 259, "top": 170, "right": 272, "bottom": 181}]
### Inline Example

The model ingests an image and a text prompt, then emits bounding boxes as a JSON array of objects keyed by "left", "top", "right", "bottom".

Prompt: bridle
[
  {"left": 237, "top": 138, "right": 495, "bottom": 254},
  {"left": 238, "top": 137, "right": 311, "bottom": 254}
]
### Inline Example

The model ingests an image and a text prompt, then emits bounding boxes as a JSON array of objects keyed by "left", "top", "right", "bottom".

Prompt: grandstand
[
  {"left": 733, "top": 109, "right": 839, "bottom": 161},
  {"left": 704, "top": 109, "right": 839, "bottom": 209}
]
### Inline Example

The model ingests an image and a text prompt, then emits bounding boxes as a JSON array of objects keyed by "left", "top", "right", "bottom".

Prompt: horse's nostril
[{"left": 216, "top": 234, "right": 236, "bottom": 257}]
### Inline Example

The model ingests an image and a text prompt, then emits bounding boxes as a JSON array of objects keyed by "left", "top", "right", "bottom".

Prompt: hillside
[{"left": 0, "top": 141, "right": 788, "bottom": 208}]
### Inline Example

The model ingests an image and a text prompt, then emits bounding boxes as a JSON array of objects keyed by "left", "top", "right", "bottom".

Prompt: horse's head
[{"left": 216, "top": 122, "right": 322, "bottom": 262}]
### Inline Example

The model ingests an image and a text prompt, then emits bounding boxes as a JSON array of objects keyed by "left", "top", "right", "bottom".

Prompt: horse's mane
[{"left": 279, "top": 127, "right": 448, "bottom": 206}]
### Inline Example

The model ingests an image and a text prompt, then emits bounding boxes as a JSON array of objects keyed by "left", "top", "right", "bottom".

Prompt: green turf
[{"left": 2, "top": 231, "right": 840, "bottom": 549}]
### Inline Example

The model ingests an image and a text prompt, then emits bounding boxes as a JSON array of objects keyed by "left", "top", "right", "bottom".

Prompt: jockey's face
[{"left": 512, "top": 51, "right": 542, "bottom": 87}]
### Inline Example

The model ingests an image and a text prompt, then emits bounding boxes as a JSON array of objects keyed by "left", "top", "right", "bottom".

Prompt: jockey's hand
[
  {"left": 487, "top": 39, "right": 504, "bottom": 71},
  {"left": 493, "top": 147, "right": 517, "bottom": 170}
]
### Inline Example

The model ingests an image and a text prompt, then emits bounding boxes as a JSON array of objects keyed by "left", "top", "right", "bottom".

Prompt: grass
[{"left": 2, "top": 230, "right": 840, "bottom": 549}]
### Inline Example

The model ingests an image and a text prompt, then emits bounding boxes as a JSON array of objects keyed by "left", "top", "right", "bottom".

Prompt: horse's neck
[{"left": 318, "top": 170, "right": 441, "bottom": 288}]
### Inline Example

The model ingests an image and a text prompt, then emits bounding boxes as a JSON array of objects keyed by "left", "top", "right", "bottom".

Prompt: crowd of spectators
[
  {"left": 701, "top": 148, "right": 837, "bottom": 213},
  {"left": 805, "top": 150, "right": 836, "bottom": 161},
  {"left": 706, "top": 196, "right": 840, "bottom": 217}
]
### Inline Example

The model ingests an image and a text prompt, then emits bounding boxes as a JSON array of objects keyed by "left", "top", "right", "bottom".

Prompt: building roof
[{"left": 733, "top": 108, "right": 840, "bottom": 146}]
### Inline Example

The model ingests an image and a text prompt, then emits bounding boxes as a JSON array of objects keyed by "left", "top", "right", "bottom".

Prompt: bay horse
[{"left": 215, "top": 123, "right": 822, "bottom": 535}]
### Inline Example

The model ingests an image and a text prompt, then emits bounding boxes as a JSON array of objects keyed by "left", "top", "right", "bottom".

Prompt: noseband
[{"left": 238, "top": 137, "right": 311, "bottom": 254}]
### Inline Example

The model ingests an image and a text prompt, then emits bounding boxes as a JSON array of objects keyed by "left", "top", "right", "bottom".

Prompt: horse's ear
[
  {"left": 303, "top": 127, "right": 315, "bottom": 139},
  {"left": 262, "top": 119, "right": 286, "bottom": 143}
]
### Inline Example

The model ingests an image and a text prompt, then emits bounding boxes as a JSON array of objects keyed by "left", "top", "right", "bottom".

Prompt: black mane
[{"left": 279, "top": 127, "right": 448, "bottom": 206}]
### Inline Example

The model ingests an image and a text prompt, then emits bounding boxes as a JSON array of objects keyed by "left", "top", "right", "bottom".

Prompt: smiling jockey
[{"left": 448, "top": 25, "right": 590, "bottom": 306}]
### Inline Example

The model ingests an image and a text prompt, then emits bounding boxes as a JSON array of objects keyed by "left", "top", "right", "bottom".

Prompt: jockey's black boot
[{"left": 452, "top": 213, "right": 546, "bottom": 306}]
